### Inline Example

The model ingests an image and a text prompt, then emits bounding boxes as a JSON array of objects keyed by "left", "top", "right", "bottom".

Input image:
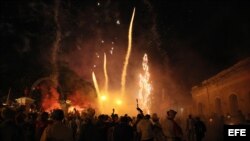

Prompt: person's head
[
  {"left": 111, "top": 114, "right": 119, "bottom": 122},
  {"left": 144, "top": 114, "right": 151, "bottom": 120},
  {"left": 137, "top": 113, "right": 143, "bottom": 120},
  {"left": 195, "top": 116, "right": 201, "bottom": 121},
  {"left": 1, "top": 107, "right": 15, "bottom": 120},
  {"left": 152, "top": 113, "right": 159, "bottom": 122},
  {"left": 15, "top": 112, "right": 26, "bottom": 123},
  {"left": 98, "top": 114, "right": 107, "bottom": 122},
  {"left": 40, "top": 112, "right": 49, "bottom": 122},
  {"left": 120, "top": 116, "right": 128, "bottom": 123},
  {"left": 188, "top": 114, "right": 192, "bottom": 118},
  {"left": 51, "top": 109, "right": 64, "bottom": 121},
  {"left": 167, "top": 109, "right": 177, "bottom": 119},
  {"left": 87, "top": 107, "right": 95, "bottom": 118}
]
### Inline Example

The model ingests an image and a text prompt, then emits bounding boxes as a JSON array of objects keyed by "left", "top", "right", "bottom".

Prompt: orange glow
[
  {"left": 68, "top": 90, "right": 94, "bottom": 108},
  {"left": 68, "top": 105, "right": 84, "bottom": 114},
  {"left": 97, "top": 92, "right": 128, "bottom": 115},
  {"left": 41, "top": 87, "right": 61, "bottom": 112}
]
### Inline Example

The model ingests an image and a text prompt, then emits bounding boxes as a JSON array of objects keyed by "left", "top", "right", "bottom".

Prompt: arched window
[
  {"left": 215, "top": 98, "right": 222, "bottom": 115},
  {"left": 229, "top": 94, "right": 239, "bottom": 115}
]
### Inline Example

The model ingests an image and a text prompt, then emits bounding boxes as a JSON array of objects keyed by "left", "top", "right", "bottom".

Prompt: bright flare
[
  {"left": 100, "top": 95, "right": 107, "bottom": 101},
  {"left": 115, "top": 99, "right": 122, "bottom": 105},
  {"left": 138, "top": 54, "right": 152, "bottom": 114},
  {"left": 121, "top": 8, "right": 136, "bottom": 96}
]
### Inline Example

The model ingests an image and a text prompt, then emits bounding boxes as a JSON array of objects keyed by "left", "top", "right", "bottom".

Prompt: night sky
[
  {"left": 154, "top": 0, "right": 250, "bottom": 88},
  {"left": 0, "top": 0, "right": 250, "bottom": 98}
]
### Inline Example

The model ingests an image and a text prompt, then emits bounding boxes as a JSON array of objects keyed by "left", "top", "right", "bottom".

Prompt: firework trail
[
  {"left": 92, "top": 72, "right": 100, "bottom": 97},
  {"left": 121, "top": 8, "right": 136, "bottom": 96},
  {"left": 103, "top": 53, "right": 109, "bottom": 93},
  {"left": 51, "top": 0, "right": 61, "bottom": 86}
]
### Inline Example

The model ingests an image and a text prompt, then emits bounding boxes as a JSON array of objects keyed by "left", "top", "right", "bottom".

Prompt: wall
[{"left": 191, "top": 57, "right": 250, "bottom": 118}]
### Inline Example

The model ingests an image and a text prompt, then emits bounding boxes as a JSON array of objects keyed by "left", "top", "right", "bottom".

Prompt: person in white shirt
[
  {"left": 137, "top": 114, "right": 154, "bottom": 141},
  {"left": 161, "top": 109, "right": 183, "bottom": 141}
]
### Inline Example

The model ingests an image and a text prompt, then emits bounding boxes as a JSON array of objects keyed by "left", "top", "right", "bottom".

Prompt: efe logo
[
  {"left": 224, "top": 125, "right": 250, "bottom": 141},
  {"left": 228, "top": 129, "right": 246, "bottom": 136}
]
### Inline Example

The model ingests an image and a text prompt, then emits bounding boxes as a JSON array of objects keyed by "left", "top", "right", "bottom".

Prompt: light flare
[
  {"left": 115, "top": 99, "right": 122, "bottom": 105},
  {"left": 116, "top": 20, "right": 120, "bottom": 25},
  {"left": 121, "top": 8, "right": 136, "bottom": 96},
  {"left": 100, "top": 95, "right": 107, "bottom": 101}
]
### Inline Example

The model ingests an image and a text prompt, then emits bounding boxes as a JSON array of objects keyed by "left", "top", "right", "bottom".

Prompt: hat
[{"left": 167, "top": 109, "right": 177, "bottom": 115}]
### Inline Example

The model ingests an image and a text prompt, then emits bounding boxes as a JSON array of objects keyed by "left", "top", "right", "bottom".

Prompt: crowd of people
[{"left": 0, "top": 105, "right": 212, "bottom": 141}]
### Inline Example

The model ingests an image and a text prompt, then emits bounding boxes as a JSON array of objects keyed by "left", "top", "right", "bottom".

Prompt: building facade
[{"left": 191, "top": 57, "right": 250, "bottom": 118}]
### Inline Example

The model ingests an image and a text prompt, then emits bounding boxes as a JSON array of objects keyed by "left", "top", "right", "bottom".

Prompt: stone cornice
[{"left": 192, "top": 57, "right": 250, "bottom": 93}]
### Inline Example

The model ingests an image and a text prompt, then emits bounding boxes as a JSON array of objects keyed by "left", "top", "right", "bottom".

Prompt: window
[{"left": 229, "top": 94, "right": 239, "bottom": 115}]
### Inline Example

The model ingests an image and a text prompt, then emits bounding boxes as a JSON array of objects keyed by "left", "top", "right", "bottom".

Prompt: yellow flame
[
  {"left": 121, "top": 8, "right": 136, "bottom": 96},
  {"left": 92, "top": 72, "right": 100, "bottom": 97},
  {"left": 138, "top": 54, "right": 152, "bottom": 114},
  {"left": 104, "top": 53, "right": 109, "bottom": 92}
]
